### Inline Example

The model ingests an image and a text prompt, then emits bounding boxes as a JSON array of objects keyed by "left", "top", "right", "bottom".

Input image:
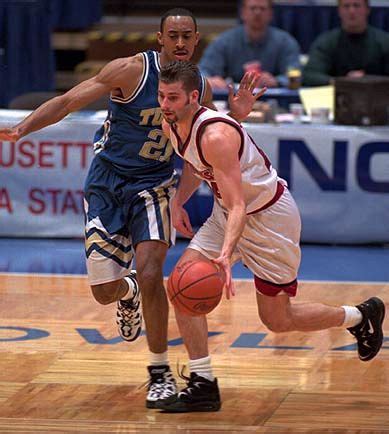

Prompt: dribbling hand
[{"left": 212, "top": 254, "right": 235, "bottom": 300}]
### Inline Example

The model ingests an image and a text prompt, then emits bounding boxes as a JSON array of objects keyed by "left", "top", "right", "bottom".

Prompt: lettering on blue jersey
[
  {"left": 139, "top": 108, "right": 164, "bottom": 126},
  {"left": 139, "top": 129, "right": 174, "bottom": 162},
  {"left": 138, "top": 107, "right": 173, "bottom": 161},
  {"left": 90, "top": 51, "right": 205, "bottom": 174}
]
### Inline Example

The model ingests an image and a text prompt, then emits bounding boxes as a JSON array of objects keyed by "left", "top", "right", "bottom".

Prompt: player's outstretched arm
[{"left": 0, "top": 56, "right": 143, "bottom": 141}]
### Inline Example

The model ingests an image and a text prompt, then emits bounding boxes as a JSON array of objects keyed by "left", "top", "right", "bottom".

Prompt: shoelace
[
  {"left": 177, "top": 363, "right": 191, "bottom": 383},
  {"left": 147, "top": 370, "right": 175, "bottom": 390},
  {"left": 117, "top": 303, "right": 141, "bottom": 338},
  {"left": 175, "top": 364, "right": 206, "bottom": 397},
  {"left": 118, "top": 299, "right": 140, "bottom": 317}
]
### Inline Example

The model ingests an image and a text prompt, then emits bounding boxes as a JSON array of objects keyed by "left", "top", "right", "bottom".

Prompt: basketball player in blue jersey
[{"left": 0, "top": 9, "right": 265, "bottom": 408}]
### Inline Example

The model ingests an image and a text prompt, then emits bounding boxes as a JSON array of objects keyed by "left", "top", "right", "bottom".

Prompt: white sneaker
[
  {"left": 116, "top": 271, "right": 142, "bottom": 341},
  {"left": 146, "top": 365, "right": 177, "bottom": 409}
]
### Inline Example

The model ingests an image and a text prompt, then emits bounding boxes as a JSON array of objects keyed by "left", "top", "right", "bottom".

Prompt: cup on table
[
  {"left": 287, "top": 68, "right": 301, "bottom": 90},
  {"left": 290, "top": 103, "right": 304, "bottom": 123},
  {"left": 311, "top": 107, "right": 330, "bottom": 124}
]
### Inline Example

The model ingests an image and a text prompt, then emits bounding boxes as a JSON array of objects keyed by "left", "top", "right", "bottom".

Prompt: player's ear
[
  {"left": 194, "top": 31, "right": 200, "bottom": 46},
  {"left": 157, "top": 31, "right": 163, "bottom": 46},
  {"left": 190, "top": 89, "right": 199, "bottom": 104}
]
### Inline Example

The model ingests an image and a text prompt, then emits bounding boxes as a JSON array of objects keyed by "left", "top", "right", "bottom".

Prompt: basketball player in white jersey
[{"left": 156, "top": 61, "right": 385, "bottom": 412}]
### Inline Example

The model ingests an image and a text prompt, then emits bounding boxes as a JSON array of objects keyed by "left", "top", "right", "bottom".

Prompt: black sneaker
[
  {"left": 116, "top": 271, "right": 142, "bottom": 342},
  {"left": 347, "top": 297, "right": 385, "bottom": 361},
  {"left": 158, "top": 372, "right": 221, "bottom": 413},
  {"left": 146, "top": 365, "right": 177, "bottom": 409}
]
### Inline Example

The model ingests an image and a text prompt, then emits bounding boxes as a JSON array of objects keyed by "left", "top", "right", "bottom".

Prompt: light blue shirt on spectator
[{"left": 199, "top": 25, "right": 301, "bottom": 87}]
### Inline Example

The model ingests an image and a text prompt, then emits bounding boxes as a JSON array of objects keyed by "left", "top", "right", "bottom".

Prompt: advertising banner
[{"left": 1, "top": 110, "right": 388, "bottom": 243}]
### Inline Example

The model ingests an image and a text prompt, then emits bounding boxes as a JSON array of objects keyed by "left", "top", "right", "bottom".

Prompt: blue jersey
[{"left": 93, "top": 50, "right": 206, "bottom": 183}]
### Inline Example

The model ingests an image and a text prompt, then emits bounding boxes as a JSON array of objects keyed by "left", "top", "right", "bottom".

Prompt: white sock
[
  {"left": 189, "top": 356, "right": 214, "bottom": 381},
  {"left": 121, "top": 276, "right": 136, "bottom": 301},
  {"left": 149, "top": 351, "right": 169, "bottom": 366},
  {"left": 342, "top": 306, "right": 363, "bottom": 328}
]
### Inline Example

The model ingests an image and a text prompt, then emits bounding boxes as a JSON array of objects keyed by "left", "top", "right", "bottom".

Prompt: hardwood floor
[{"left": 1, "top": 274, "right": 388, "bottom": 433}]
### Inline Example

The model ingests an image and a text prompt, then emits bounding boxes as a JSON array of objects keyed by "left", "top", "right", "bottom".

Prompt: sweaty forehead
[
  {"left": 163, "top": 16, "right": 196, "bottom": 32},
  {"left": 159, "top": 81, "right": 185, "bottom": 93}
]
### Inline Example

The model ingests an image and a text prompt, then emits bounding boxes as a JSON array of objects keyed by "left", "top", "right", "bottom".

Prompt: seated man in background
[
  {"left": 303, "top": 0, "right": 389, "bottom": 86},
  {"left": 199, "top": 0, "right": 301, "bottom": 89}
]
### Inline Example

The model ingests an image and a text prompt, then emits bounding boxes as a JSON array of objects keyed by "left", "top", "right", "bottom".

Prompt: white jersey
[{"left": 170, "top": 107, "right": 283, "bottom": 214}]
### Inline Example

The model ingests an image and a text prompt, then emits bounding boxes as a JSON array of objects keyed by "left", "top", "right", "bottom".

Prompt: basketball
[{"left": 167, "top": 260, "right": 224, "bottom": 316}]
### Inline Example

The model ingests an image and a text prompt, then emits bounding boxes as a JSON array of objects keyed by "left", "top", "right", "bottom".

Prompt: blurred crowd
[{"left": 199, "top": 0, "right": 389, "bottom": 90}]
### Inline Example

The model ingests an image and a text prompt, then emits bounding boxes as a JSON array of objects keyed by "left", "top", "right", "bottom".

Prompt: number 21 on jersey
[{"left": 139, "top": 129, "right": 174, "bottom": 162}]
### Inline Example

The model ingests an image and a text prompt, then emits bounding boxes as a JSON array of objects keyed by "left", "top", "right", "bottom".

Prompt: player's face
[
  {"left": 339, "top": 0, "right": 369, "bottom": 33},
  {"left": 158, "top": 16, "right": 199, "bottom": 62},
  {"left": 241, "top": 0, "right": 273, "bottom": 34},
  {"left": 158, "top": 81, "right": 198, "bottom": 124}
]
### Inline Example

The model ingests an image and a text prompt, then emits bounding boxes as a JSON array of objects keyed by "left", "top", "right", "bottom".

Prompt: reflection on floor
[{"left": 0, "top": 238, "right": 388, "bottom": 282}]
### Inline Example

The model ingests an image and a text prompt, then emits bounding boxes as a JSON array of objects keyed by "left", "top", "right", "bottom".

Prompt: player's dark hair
[
  {"left": 159, "top": 61, "right": 201, "bottom": 94},
  {"left": 160, "top": 8, "right": 197, "bottom": 32}
]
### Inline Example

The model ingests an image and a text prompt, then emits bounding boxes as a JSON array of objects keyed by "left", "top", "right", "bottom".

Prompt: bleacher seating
[
  {"left": 3, "top": 1, "right": 389, "bottom": 106},
  {"left": 102, "top": 0, "right": 238, "bottom": 17}
]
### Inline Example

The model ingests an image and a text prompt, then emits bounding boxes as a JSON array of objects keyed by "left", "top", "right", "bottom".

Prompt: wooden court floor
[{"left": 0, "top": 273, "right": 389, "bottom": 433}]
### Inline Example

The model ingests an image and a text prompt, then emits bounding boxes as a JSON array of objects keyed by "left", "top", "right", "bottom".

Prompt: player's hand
[
  {"left": 171, "top": 199, "right": 194, "bottom": 238},
  {"left": 0, "top": 127, "right": 20, "bottom": 142},
  {"left": 212, "top": 255, "right": 235, "bottom": 300},
  {"left": 228, "top": 71, "right": 267, "bottom": 121}
]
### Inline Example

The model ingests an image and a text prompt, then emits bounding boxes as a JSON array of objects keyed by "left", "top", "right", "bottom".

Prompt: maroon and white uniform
[{"left": 170, "top": 107, "right": 301, "bottom": 296}]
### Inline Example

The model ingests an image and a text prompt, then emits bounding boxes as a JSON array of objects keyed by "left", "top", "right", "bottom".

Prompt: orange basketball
[{"left": 167, "top": 260, "right": 224, "bottom": 316}]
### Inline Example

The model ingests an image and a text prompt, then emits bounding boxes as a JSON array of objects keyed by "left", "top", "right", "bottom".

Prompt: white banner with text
[{"left": 0, "top": 110, "right": 388, "bottom": 243}]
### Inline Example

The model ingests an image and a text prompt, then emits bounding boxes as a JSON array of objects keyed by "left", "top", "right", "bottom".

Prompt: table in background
[{"left": 213, "top": 88, "right": 300, "bottom": 110}]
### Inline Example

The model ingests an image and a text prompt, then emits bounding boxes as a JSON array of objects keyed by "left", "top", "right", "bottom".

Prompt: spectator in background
[
  {"left": 303, "top": 0, "right": 389, "bottom": 86},
  {"left": 199, "top": 0, "right": 301, "bottom": 89}
]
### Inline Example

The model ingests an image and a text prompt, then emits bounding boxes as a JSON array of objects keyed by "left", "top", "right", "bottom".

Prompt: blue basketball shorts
[{"left": 84, "top": 157, "right": 177, "bottom": 285}]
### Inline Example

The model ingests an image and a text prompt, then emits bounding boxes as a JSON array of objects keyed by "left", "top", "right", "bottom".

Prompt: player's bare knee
[
  {"left": 137, "top": 264, "right": 163, "bottom": 294},
  {"left": 91, "top": 282, "right": 118, "bottom": 305},
  {"left": 260, "top": 313, "right": 293, "bottom": 333}
]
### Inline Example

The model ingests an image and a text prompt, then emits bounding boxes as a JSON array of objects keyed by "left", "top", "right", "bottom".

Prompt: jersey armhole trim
[
  {"left": 199, "top": 74, "right": 206, "bottom": 103},
  {"left": 110, "top": 52, "right": 149, "bottom": 104},
  {"left": 195, "top": 117, "right": 244, "bottom": 167}
]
